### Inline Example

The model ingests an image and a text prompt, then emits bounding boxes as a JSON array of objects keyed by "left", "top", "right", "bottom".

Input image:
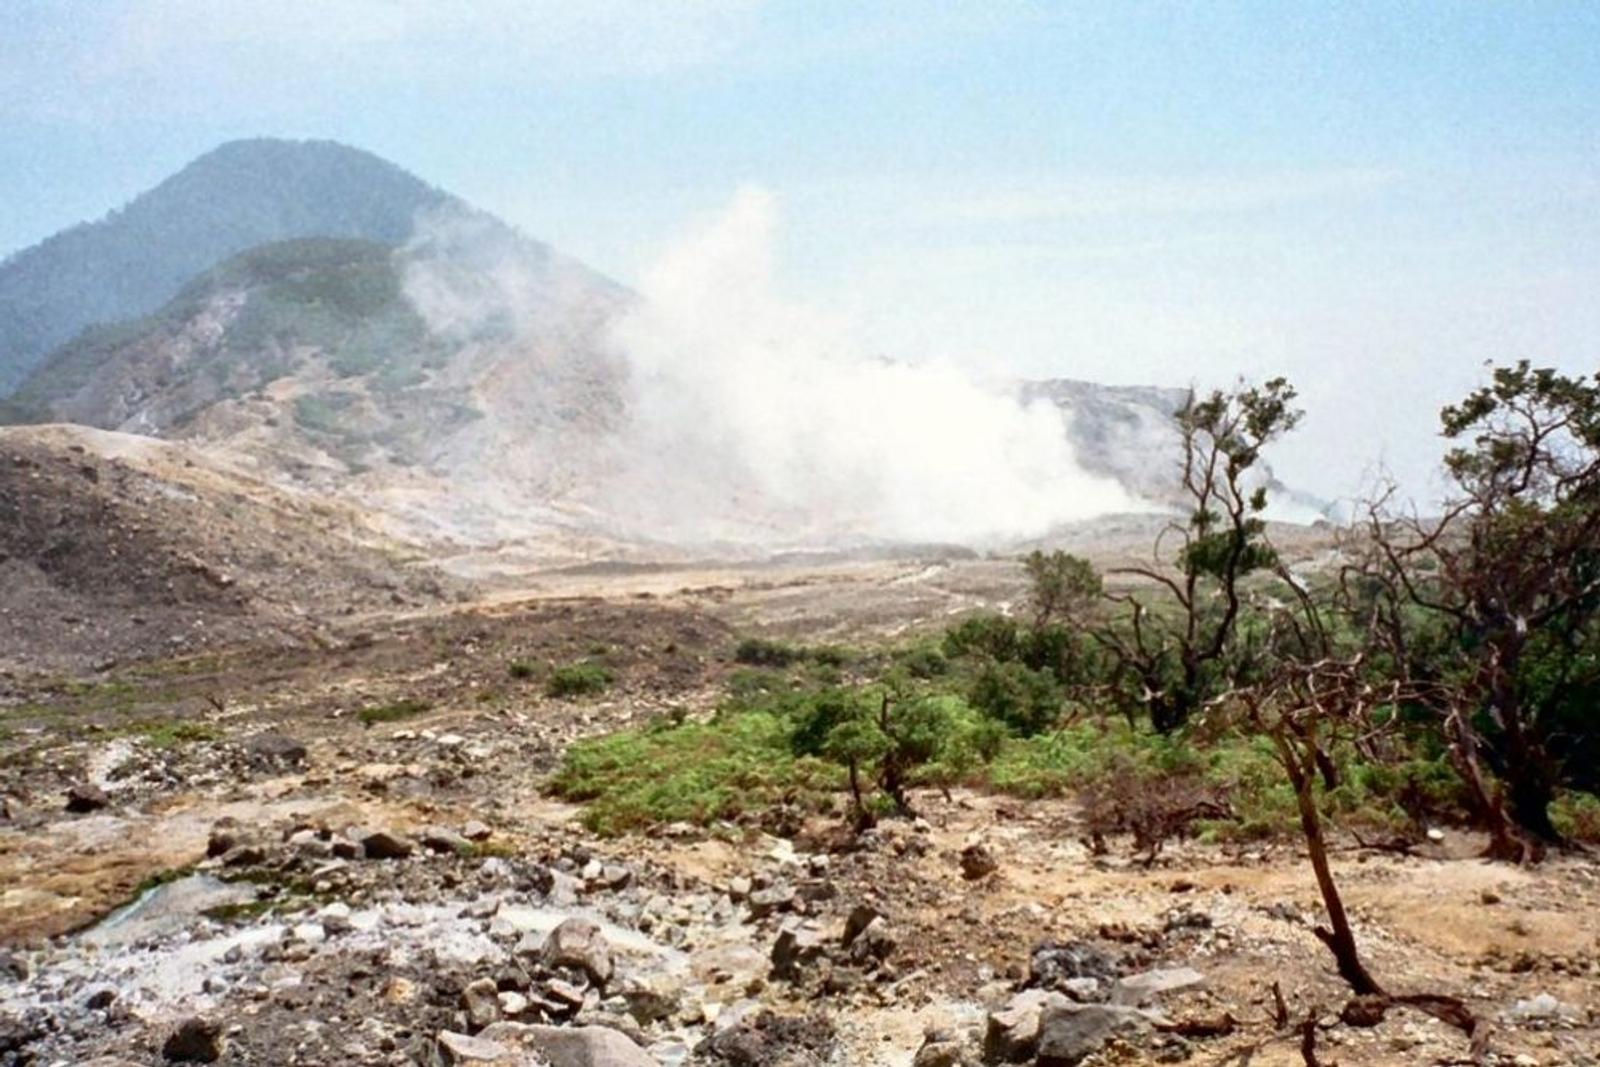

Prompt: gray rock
[
  {"left": 243, "top": 732, "right": 308, "bottom": 766},
  {"left": 463, "top": 976, "right": 502, "bottom": 1029},
  {"left": 0, "top": 949, "right": 29, "bottom": 982},
  {"left": 320, "top": 901, "right": 354, "bottom": 935},
  {"left": 841, "top": 903, "right": 883, "bottom": 948},
  {"left": 162, "top": 1017, "right": 224, "bottom": 1063},
  {"left": 983, "top": 990, "right": 1068, "bottom": 1063},
  {"left": 359, "top": 828, "right": 416, "bottom": 859},
  {"left": 1110, "top": 966, "right": 1205, "bottom": 1006},
  {"left": 423, "top": 825, "right": 473, "bottom": 854},
  {"left": 913, "top": 1033, "right": 968, "bottom": 1067},
  {"left": 437, "top": 1030, "right": 517, "bottom": 1065},
  {"left": 617, "top": 973, "right": 681, "bottom": 1025},
  {"left": 479, "top": 1022, "right": 660, "bottom": 1067},
  {"left": 847, "top": 916, "right": 898, "bottom": 963},
  {"left": 771, "top": 918, "right": 827, "bottom": 980},
  {"left": 541, "top": 917, "right": 614, "bottom": 987},
  {"left": 1036, "top": 1003, "right": 1151, "bottom": 1067},
  {"left": 1028, "top": 940, "right": 1120, "bottom": 991},
  {"left": 1508, "top": 992, "right": 1581, "bottom": 1023},
  {"left": 747, "top": 884, "right": 796, "bottom": 919},
  {"left": 463, "top": 820, "right": 494, "bottom": 842}
]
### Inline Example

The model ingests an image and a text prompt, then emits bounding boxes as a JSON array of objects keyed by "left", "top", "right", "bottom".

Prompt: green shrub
[
  {"left": 969, "top": 661, "right": 1063, "bottom": 736},
  {"left": 545, "top": 662, "right": 614, "bottom": 698},
  {"left": 734, "top": 637, "right": 804, "bottom": 667},
  {"left": 507, "top": 659, "right": 538, "bottom": 680},
  {"left": 897, "top": 645, "right": 949, "bottom": 679},
  {"left": 136, "top": 720, "right": 221, "bottom": 749},
  {"left": 1552, "top": 792, "right": 1600, "bottom": 842},
  {"left": 357, "top": 698, "right": 431, "bottom": 725},
  {"left": 943, "top": 614, "right": 1021, "bottom": 662},
  {"left": 549, "top": 711, "right": 837, "bottom": 834}
]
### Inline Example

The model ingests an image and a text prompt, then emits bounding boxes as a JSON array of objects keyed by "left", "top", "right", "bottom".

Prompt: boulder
[
  {"left": 162, "top": 1017, "right": 223, "bottom": 1063},
  {"left": 1035, "top": 1003, "right": 1151, "bottom": 1067},
  {"left": 541, "top": 917, "right": 614, "bottom": 987},
  {"left": 479, "top": 1022, "right": 659, "bottom": 1067},
  {"left": 1109, "top": 966, "right": 1205, "bottom": 1006},
  {"left": 422, "top": 825, "right": 473, "bottom": 854},
  {"left": 463, "top": 976, "right": 502, "bottom": 1029},
  {"left": 770, "top": 918, "right": 827, "bottom": 980},
  {"left": 359, "top": 828, "right": 416, "bottom": 859},
  {"left": 983, "top": 990, "right": 1068, "bottom": 1063},
  {"left": 243, "top": 732, "right": 308, "bottom": 766},
  {"left": 65, "top": 783, "right": 109, "bottom": 813},
  {"left": 960, "top": 843, "right": 998, "bottom": 880}
]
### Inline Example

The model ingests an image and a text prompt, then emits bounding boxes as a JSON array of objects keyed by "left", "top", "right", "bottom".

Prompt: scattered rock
[
  {"left": 748, "top": 884, "right": 797, "bottom": 919},
  {"left": 162, "top": 1017, "right": 224, "bottom": 1063},
  {"left": 960, "top": 843, "right": 999, "bottom": 881},
  {"left": 771, "top": 918, "right": 827, "bottom": 980},
  {"left": 360, "top": 828, "right": 417, "bottom": 859},
  {"left": 437, "top": 1029, "right": 517, "bottom": 1065},
  {"left": 1028, "top": 941, "right": 1121, "bottom": 993},
  {"left": 541, "top": 917, "right": 614, "bottom": 987},
  {"left": 1110, "top": 966, "right": 1205, "bottom": 1006},
  {"left": 243, "top": 732, "right": 308, "bottom": 766},
  {"left": 1340, "top": 995, "right": 1389, "bottom": 1027},
  {"left": 1507, "top": 992, "right": 1581, "bottom": 1024},
  {"left": 984, "top": 990, "right": 1068, "bottom": 1063},
  {"left": 65, "top": 783, "right": 109, "bottom": 813},
  {"left": 423, "top": 825, "right": 473, "bottom": 854},
  {"left": 463, "top": 820, "right": 494, "bottom": 841},
  {"left": 1035, "top": 1003, "right": 1151, "bottom": 1067},
  {"left": 479, "top": 1022, "right": 660, "bottom": 1067},
  {"left": 463, "top": 976, "right": 503, "bottom": 1029}
]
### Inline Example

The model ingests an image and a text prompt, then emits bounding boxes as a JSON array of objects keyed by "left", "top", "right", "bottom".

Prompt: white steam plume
[{"left": 598, "top": 186, "right": 1135, "bottom": 545}]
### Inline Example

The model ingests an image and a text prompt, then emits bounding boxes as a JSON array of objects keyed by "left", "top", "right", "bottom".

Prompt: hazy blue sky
[{"left": 3, "top": 1, "right": 1598, "bottom": 500}]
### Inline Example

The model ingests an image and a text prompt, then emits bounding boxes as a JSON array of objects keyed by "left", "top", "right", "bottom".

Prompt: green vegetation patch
[
  {"left": 545, "top": 662, "right": 614, "bottom": 699},
  {"left": 550, "top": 711, "right": 838, "bottom": 834},
  {"left": 357, "top": 698, "right": 431, "bottom": 726}
]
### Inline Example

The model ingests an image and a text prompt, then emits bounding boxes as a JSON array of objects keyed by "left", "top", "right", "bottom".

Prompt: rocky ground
[
  {"left": 0, "top": 425, "right": 464, "bottom": 675},
  {"left": 2, "top": 574, "right": 1598, "bottom": 1067}
]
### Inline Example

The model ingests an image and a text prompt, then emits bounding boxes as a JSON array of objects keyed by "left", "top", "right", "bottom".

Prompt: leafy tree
[
  {"left": 969, "top": 661, "right": 1063, "bottom": 737},
  {"left": 1097, "top": 378, "right": 1303, "bottom": 732},
  {"left": 1365, "top": 362, "right": 1600, "bottom": 858},
  {"left": 1023, "top": 549, "right": 1101, "bottom": 625}
]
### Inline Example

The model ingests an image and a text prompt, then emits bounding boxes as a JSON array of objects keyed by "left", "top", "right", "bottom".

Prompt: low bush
[
  {"left": 969, "top": 661, "right": 1063, "bottom": 737},
  {"left": 357, "top": 698, "right": 431, "bottom": 726},
  {"left": 548, "top": 711, "right": 837, "bottom": 834},
  {"left": 545, "top": 662, "right": 614, "bottom": 698}
]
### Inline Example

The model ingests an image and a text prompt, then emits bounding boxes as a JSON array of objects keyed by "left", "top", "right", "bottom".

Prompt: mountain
[
  {"left": 0, "top": 138, "right": 455, "bottom": 393},
  {"left": 5, "top": 215, "right": 631, "bottom": 546},
  {"left": 3, "top": 138, "right": 1331, "bottom": 556}
]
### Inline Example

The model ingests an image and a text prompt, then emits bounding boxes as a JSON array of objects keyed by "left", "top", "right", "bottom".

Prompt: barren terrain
[{"left": 2, "top": 552, "right": 1596, "bottom": 1067}]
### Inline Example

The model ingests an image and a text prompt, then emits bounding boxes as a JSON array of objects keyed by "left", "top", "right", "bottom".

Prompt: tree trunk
[
  {"left": 1278, "top": 732, "right": 1385, "bottom": 996},
  {"left": 1444, "top": 709, "right": 1540, "bottom": 863}
]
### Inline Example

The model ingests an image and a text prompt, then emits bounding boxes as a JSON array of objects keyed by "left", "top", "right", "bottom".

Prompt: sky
[{"left": 3, "top": 0, "right": 1598, "bottom": 504}]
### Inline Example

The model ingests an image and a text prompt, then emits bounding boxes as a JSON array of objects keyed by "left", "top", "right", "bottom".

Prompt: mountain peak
[{"left": 0, "top": 138, "right": 456, "bottom": 393}]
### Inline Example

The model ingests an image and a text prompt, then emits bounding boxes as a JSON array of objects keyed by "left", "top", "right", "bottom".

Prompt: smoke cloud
[
  {"left": 598, "top": 186, "right": 1135, "bottom": 545},
  {"left": 401, "top": 188, "right": 1138, "bottom": 548}
]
